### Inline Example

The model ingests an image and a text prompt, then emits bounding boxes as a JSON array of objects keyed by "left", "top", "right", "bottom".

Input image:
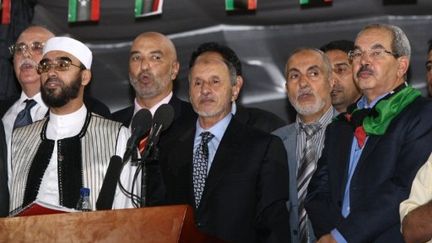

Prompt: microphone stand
[{"left": 139, "top": 142, "right": 159, "bottom": 208}]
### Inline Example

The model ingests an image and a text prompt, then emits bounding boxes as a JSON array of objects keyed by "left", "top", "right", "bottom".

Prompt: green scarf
[{"left": 363, "top": 85, "right": 420, "bottom": 135}]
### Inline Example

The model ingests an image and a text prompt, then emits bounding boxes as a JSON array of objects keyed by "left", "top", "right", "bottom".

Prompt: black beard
[{"left": 41, "top": 76, "right": 81, "bottom": 108}]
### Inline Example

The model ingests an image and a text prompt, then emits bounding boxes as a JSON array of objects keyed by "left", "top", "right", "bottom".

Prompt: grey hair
[
  {"left": 358, "top": 23, "right": 411, "bottom": 60},
  {"left": 285, "top": 47, "right": 333, "bottom": 81}
]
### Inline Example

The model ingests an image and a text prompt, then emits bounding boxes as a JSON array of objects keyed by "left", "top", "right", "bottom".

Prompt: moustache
[
  {"left": 44, "top": 77, "right": 63, "bottom": 86},
  {"left": 357, "top": 65, "right": 373, "bottom": 77},
  {"left": 297, "top": 88, "right": 314, "bottom": 99},
  {"left": 18, "top": 58, "right": 38, "bottom": 69}
]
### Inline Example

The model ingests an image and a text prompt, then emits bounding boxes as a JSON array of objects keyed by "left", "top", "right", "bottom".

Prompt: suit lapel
[
  {"left": 200, "top": 119, "right": 242, "bottom": 206},
  {"left": 167, "top": 126, "right": 196, "bottom": 206},
  {"left": 333, "top": 123, "right": 354, "bottom": 199},
  {"left": 355, "top": 135, "right": 382, "bottom": 172}
]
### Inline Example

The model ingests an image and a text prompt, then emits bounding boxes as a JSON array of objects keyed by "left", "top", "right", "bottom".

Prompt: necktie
[
  {"left": 138, "top": 136, "right": 148, "bottom": 155},
  {"left": 192, "top": 132, "right": 214, "bottom": 208},
  {"left": 297, "top": 123, "right": 321, "bottom": 243},
  {"left": 13, "top": 99, "right": 37, "bottom": 129}
]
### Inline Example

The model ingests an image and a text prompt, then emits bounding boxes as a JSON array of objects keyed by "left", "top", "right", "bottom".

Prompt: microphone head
[
  {"left": 153, "top": 104, "right": 175, "bottom": 131},
  {"left": 131, "top": 108, "right": 153, "bottom": 137}
]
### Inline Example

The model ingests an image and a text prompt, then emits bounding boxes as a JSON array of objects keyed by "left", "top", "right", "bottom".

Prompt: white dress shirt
[{"left": 4, "top": 92, "right": 48, "bottom": 184}]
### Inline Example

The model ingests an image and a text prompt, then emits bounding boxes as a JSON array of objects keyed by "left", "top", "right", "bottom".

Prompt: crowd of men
[{"left": 1, "top": 23, "right": 432, "bottom": 243}]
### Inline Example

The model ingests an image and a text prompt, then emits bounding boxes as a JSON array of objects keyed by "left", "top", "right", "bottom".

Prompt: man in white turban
[{"left": 8, "top": 36, "right": 136, "bottom": 214}]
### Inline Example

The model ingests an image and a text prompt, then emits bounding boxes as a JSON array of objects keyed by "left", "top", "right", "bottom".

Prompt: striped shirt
[{"left": 295, "top": 107, "right": 335, "bottom": 175}]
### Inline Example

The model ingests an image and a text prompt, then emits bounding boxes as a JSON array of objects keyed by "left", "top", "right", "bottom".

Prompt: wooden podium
[{"left": 0, "top": 205, "right": 224, "bottom": 243}]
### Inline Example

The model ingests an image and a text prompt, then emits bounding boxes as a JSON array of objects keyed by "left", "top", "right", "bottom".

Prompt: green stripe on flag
[
  {"left": 225, "top": 0, "right": 234, "bottom": 11},
  {"left": 68, "top": 0, "right": 77, "bottom": 22},
  {"left": 135, "top": 0, "right": 143, "bottom": 17},
  {"left": 299, "top": 0, "right": 309, "bottom": 5}
]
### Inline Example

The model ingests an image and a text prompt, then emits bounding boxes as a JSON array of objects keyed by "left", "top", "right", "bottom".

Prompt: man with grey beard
[{"left": 273, "top": 48, "right": 336, "bottom": 243}]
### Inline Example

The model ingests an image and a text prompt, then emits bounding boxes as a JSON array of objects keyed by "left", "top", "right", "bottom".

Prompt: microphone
[
  {"left": 141, "top": 104, "right": 175, "bottom": 159},
  {"left": 123, "top": 108, "right": 152, "bottom": 162},
  {"left": 96, "top": 155, "right": 122, "bottom": 210}
]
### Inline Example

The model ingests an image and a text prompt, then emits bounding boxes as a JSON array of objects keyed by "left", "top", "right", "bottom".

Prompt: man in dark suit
[
  {"left": 0, "top": 121, "right": 8, "bottom": 217},
  {"left": 158, "top": 43, "right": 291, "bottom": 242},
  {"left": 187, "top": 42, "right": 286, "bottom": 133},
  {"left": 273, "top": 48, "right": 336, "bottom": 243},
  {"left": 305, "top": 23, "right": 432, "bottom": 243}
]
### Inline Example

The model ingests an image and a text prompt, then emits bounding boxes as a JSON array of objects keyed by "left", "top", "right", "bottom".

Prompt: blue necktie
[{"left": 13, "top": 99, "right": 37, "bottom": 129}]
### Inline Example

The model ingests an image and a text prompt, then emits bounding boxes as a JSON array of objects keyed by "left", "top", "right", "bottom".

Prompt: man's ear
[
  {"left": 232, "top": 75, "right": 243, "bottom": 101},
  {"left": 171, "top": 61, "right": 180, "bottom": 80},
  {"left": 397, "top": 56, "right": 409, "bottom": 79},
  {"left": 81, "top": 69, "right": 91, "bottom": 86}
]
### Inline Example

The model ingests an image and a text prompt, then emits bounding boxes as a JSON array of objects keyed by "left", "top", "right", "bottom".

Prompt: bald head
[
  {"left": 13, "top": 25, "right": 55, "bottom": 97},
  {"left": 129, "top": 32, "right": 180, "bottom": 108},
  {"left": 132, "top": 32, "right": 177, "bottom": 60}
]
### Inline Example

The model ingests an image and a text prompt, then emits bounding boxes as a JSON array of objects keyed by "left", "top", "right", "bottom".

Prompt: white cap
[{"left": 43, "top": 36, "right": 92, "bottom": 69}]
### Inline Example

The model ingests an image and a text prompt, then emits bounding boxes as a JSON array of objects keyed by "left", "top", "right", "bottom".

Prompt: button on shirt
[
  {"left": 331, "top": 93, "right": 389, "bottom": 243},
  {"left": 193, "top": 114, "right": 232, "bottom": 174}
]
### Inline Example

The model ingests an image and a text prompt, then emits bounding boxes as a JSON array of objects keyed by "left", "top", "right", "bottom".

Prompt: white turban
[{"left": 43, "top": 36, "right": 92, "bottom": 69}]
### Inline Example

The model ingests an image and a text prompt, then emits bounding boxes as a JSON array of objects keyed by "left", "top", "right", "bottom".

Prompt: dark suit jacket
[
  {"left": 305, "top": 96, "right": 432, "bottom": 243},
  {"left": 158, "top": 118, "right": 291, "bottom": 243},
  {"left": 0, "top": 121, "right": 8, "bottom": 217},
  {"left": 234, "top": 105, "right": 286, "bottom": 133},
  {"left": 112, "top": 96, "right": 197, "bottom": 205}
]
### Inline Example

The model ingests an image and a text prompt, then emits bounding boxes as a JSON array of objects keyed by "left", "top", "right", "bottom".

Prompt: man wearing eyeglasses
[
  {"left": 8, "top": 36, "right": 133, "bottom": 214},
  {"left": 320, "top": 40, "right": 361, "bottom": 113},
  {"left": 305, "top": 24, "right": 432, "bottom": 243}
]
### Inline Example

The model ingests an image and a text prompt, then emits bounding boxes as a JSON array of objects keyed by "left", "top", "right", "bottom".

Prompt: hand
[{"left": 317, "top": 234, "right": 337, "bottom": 243}]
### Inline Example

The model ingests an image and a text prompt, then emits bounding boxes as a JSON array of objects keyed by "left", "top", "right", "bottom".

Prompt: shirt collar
[
  {"left": 357, "top": 93, "right": 389, "bottom": 109},
  {"left": 19, "top": 92, "right": 48, "bottom": 110},
  {"left": 133, "top": 92, "right": 173, "bottom": 117},
  {"left": 47, "top": 104, "right": 87, "bottom": 139},
  {"left": 295, "top": 106, "right": 335, "bottom": 129},
  {"left": 195, "top": 113, "right": 232, "bottom": 143}
]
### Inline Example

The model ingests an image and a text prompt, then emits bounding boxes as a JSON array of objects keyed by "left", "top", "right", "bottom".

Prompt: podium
[{"left": 0, "top": 205, "right": 224, "bottom": 243}]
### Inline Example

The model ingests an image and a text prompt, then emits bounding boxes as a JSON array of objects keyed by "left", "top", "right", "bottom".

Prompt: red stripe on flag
[
  {"left": 152, "top": 0, "right": 160, "bottom": 12},
  {"left": 91, "top": 0, "right": 100, "bottom": 21},
  {"left": 248, "top": 0, "right": 256, "bottom": 10},
  {"left": 2, "top": 0, "right": 11, "bottom": 25}
]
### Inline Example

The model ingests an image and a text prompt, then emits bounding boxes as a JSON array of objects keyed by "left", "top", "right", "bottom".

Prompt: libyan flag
[
  {"left": 68, "top": 0, "right": 100, "bottom": 23},
  {"left": 225, "top": 0, "right": 257, "bottom": 11},
  {"left": 135, "top": 0, "right": 164, "bottom": 17},
  {"left": 1, "top": 0, "right": 11, "bottom": 25}
]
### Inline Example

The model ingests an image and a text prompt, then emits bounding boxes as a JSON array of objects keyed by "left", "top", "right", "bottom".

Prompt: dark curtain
[{"left": 0, "top": 0, "right": 36, "bottom": 100}]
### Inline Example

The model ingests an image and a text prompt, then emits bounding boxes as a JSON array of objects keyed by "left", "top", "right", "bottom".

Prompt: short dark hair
[
  {"left": 428, "top": 39, "right": 432, "bottom": 54},
  {"left": 320, "top": 40, "right": 354, "bottom": 54},
  {"left": 188, "top": 42, "right": 242, "bottom": 76}
]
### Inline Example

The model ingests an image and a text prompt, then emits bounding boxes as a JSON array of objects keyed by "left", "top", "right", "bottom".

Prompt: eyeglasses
[
  {"left": 348, "top": 48, "right": 399, "bottom": 63},
  {"left": 9, "top": 42, "right": 45, "bottom": 56},
  {"left": 37, "top": 57, "right": 84, "bottom": 74}
]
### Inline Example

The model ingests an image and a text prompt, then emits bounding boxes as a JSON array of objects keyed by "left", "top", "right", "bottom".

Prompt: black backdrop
[{"left": 2, "top": 0, "right": 432, "bottom": 122}]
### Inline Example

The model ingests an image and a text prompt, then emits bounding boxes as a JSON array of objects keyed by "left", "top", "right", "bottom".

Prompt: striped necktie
[
  {"left": 13, "top": 99, "right": 37, "bottom": 129},
  {"left": 192, "top": 131, "right": 214, "bottom": 208},
  {"left": 297, "top": 123, "right": 321, "bottom": 243}
]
